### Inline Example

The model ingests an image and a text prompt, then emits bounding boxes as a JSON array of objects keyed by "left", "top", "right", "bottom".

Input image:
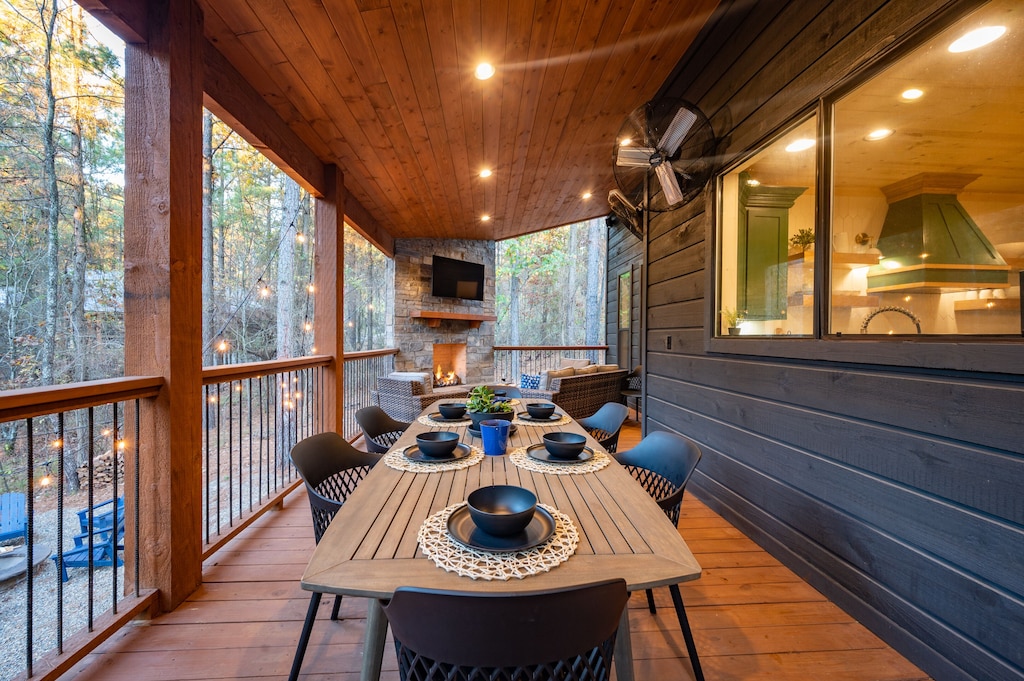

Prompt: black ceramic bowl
[
  {"left": 526, "top": 402, "right": 556, "bottom": 419},
  {"left": 542, "top": 432, "right": 587, "bottom": 459},
  {"left": 415, "top": 431, "right": 460, "bottom": 457},
  {"left": 437, "top": 402, "right": 467, "bottom": 419},
  {"left": 467, "top": 485, "right": 537, "bottom": 536}
]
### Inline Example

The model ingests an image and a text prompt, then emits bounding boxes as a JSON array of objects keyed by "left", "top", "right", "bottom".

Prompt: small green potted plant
[
  {"left": 465, "top": 385, "right": 514, "bottom": 429},
  {"left": 721, "top": 307, "right": 743, "bottom": 335},
  {"left": 790, "top": 227, "right": 815, "bottom": 253}
]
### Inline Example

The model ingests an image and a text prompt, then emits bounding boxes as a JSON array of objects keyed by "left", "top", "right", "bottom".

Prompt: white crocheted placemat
[
  {"left": 418, "top": 503, "right": 578, "bottom": 580},
  {"left": 512, "top": 413, "right": 572, "bottom": 427},
  {"left": 508, "top": 446, "right": 611, "bottom": 475},
  {"left": 417, "top": 414, "right": 471, "bottom": 426},
  {"left": 384, "top": 444, "right": 484, "bottom": 473}
]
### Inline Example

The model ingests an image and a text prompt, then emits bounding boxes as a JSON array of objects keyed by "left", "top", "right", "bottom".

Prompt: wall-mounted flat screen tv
[{"left": 431, "top": 255, "right": 484, "bottom": 300}]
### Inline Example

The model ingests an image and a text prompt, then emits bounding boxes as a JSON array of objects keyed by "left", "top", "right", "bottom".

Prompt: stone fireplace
[{"left": 391, "top": 238, "right": 496, "bottom": 386}]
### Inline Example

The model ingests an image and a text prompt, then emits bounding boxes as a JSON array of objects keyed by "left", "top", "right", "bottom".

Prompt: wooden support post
[
  {"left": 314, "top": 165, "right": 345, "bottom": 432},
  {"left": 123, "top": 0, "right": 204, "bottom": 612}
]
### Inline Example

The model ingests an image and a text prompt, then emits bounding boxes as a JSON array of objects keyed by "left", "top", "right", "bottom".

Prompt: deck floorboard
[{"left": 65, "top": 422, "right": 930, "bottom": 680}]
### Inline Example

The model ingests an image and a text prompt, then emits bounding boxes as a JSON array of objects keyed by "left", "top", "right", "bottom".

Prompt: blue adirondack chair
[
  {"left": 52, "top": 499, "right": 125, "bottom": 582},
  {"left": 0, "top": 492, "right": 28, "bottom": 543}
]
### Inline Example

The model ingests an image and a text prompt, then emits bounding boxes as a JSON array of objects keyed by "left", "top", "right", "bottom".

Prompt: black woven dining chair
[
  {"left": 577, "top": 401, "right": 629, "bottom": 452},
  {"left": 613, "top": 430, "right": 705, "bottom": 681},
  {"left": 288, "top": 432, "right": 380, "bottom": 681},
  {"left": 355, "top": 405, "right": 411, "bottom": 453},
  {"left": 382, "top": 578, "right": 628, "bottom": 681}
]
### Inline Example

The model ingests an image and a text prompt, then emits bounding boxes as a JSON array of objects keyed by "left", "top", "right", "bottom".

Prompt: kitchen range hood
[{"left": 866, "top": 173, "right": 1009, "bottom": 293}]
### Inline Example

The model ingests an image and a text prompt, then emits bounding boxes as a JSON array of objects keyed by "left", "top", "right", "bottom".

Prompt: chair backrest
[
  {"left": 482, "top": 384, "right": 523, "bottom": 398},
  {"left": 623, "top": 365, "right": 643, "bottom": 392},
  {"left": 613, "top": 430, "right": 702, "bottom": 526},
  {"left": 290, "top": 432, "right": 380, "bottom": 542},
  {"left": 383, "top": 579, "right": 628, "bottom": 680},
  {"left": 579, "top": 401, "right": 628, "bottom": 434},
  {"left": 355, "top": 406, "right": 411, "bottom": 453}
]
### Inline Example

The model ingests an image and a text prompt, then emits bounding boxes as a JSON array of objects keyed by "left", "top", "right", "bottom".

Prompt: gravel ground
[{"left": 0, "top": 506, "right": 124, "bottom": 681}]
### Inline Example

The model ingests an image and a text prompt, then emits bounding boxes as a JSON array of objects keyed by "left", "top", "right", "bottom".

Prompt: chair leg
[
  {"left": 645, "top": 588, "right": 657, "bottom": 614},
  {"left": 330, "top": 594, "right": 343, "bottom": 621},
  {"left": 669, "top": 584, "right": 704, "bottom": 681},
  {"left": 289, "top": 592, "right": 322, "bottom": 681}
]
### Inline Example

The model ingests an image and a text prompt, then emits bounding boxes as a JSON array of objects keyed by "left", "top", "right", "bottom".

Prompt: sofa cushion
[
  {"left": 388, "top": 371, "right": 433, "bottom": 394},
  {"left": 558, "top": 358, "right": 591, "bottom": 369},
  {"left": 520, "top": 373, "right": 541, "bottom": 390},
  {"left": 541, "top": 367, "right": 574, "bottom": 390},
  {"left": 574, "top": 364, "right": 598, "bottom": 375},
  {"left": 596, "top": 364, "right": 621, "bottom": 372}
]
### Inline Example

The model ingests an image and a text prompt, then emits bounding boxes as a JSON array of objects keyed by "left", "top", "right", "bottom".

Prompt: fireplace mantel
[{"left": 410, "top": 310, "right": 497, "bottom": 329}]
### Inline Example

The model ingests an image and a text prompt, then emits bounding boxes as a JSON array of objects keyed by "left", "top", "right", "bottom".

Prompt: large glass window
[
  {"left": 831, "top": 0, "right": 1022, "bottom": 336},
  {"left": 718, "top": 117, "right": 817, "bottom": 337},
  {"left": 717, "top": 0, "right": 1022, "bottom": 339}
]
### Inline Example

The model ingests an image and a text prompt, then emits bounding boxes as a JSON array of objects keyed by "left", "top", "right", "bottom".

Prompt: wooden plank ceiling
[{"left": 197, "top": 0, "right": 721, "bottom": 241}]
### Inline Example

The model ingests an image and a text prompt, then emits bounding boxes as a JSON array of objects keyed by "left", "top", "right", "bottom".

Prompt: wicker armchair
[
  {"left": 520, "top": 369, "right": 628, "bottom": 420},
  {"left": 372, "top": 376, "right": 469, "bottom": 422}
]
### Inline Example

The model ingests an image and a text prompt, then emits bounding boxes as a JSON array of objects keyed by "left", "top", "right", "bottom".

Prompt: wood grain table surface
[{"left": 301, "top": 404, "right": 702, "bottom": 681}]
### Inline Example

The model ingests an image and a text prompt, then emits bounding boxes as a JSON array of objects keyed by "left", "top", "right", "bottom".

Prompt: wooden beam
[
  {"left": 75, "top": 0, "right": 147, "bottom": 43},
  {"left": 314, "top": 165, "right": 345, "bottom": 432},
  {"left": 201, "top": 38, "right": 326, "bottom": 196},
  {"left": 123, "top": 0, "right": 204, "bottom": 613}
]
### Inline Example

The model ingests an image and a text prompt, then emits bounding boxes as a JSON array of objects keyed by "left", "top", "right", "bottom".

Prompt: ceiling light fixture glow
[
  {"left": 479, "top": 168, "right": 492, "bottom": 178},
  {"left": 475, "top": 62, "right": 496, "bottom": 80},
  {"left": 619, "top": 137, "right": 632, "bottom": 146},
  {"left": 901, "top": 88, "right": 924, "bottom": 100},
  {"left": 948, "top": 25, "right": 1006, "bottom": 53},
  {"left": 865, "top": 128, "right": 894, "bottom": 141},
  {"left": 582, "top": 192, "right": 592, "bottom": 200},
  {"left": 785, "top": 138, "right": 815, "bottom": 152},
  {"left": 481, "top": 215, "right": 491, "bottom": 222}
]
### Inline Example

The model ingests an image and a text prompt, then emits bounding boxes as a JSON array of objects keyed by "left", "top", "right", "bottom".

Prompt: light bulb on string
[
  {"left": 40, "top": 461, "right": 54, "bottom": 487},
  {"left": 258, "top": 279, "right": 271, "bottom": 298},
  {"left": 296, "top": 231, "right": 306, "bottom": 244}
]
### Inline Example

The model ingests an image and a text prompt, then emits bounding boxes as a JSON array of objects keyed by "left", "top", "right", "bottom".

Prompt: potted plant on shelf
[
  {"left": 789, "top": 227, "right": 815, "bottom": 254},
  {"left": 465, "top": 385, "right": 515, "bottom": 429},
  {"left": 721, "top": 307, "right": 744, "bottom": 335}
]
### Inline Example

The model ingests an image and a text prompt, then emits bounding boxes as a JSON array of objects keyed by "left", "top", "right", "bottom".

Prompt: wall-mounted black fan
[{"left": 611, "top": 99, "right": 716, "bottom": 216}]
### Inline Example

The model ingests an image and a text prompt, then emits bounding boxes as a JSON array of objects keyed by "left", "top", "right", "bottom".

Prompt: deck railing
[
  {"left": 492, "top": 346, "right": 609, "bottom": 384},
  {"left": 341, "top": 348, "right": 397, "bottom": 439},
  {"left": 0, "top": 377, "right": 162, "bottom": 681}
]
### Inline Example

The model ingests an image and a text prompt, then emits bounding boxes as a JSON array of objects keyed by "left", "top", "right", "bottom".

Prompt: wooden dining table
[{"left": 301, "top": 402, "right": 702, "bottom": 681}]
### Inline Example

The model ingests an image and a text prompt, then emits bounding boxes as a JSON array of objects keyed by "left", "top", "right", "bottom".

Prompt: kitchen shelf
[
  {"left": 788, "top": 292, "right": 880, "bottom": 308},
  {"left": 788, "top": 250, "right": 881, "bottom": 269},
  {"left": 410, "top": 310, "right": 497, "bottom": 328},
  {"left": 953, "top": 298, "right": 1019, "bottom": 312}
]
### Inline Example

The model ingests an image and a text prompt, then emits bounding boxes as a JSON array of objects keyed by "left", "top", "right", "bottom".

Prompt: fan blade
[
  {"left": 654, "top": 161, "right": 684, "bottom": 206},
  {"left": 616, "top": 146, "right": 657, "bottom": 167},
  {"left": 658, "top": 107, "right": 697, "bottom": 156}
]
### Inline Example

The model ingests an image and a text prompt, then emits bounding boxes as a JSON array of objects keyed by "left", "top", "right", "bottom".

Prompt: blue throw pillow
[{"left": 519, "top": 373, "right": 541, "bottom": 390}]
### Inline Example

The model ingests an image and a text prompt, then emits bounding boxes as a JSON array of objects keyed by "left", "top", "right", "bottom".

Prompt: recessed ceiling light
[
  {"left": 785, "top": 138, "right": 815, "bottom": 152},
  {"left": 948, "top": 25, "right": 1006, "bottom": 53},
  {"left": 901, "top": 88, "right": 924, "bottom": 100},
  {"left": 481, "top": 215, "right": 491, "bottom": 222},
  {"left": 746, "top": 178, "right": 760, "bottom": 187},
  {"left": 619, "top": 137, "right": 633, "bottom": 147},
  {"left": 475, "top": 62, "right": 496, "bottom": 80},
  {"left": 865, "top": 128, "right": 894, "bottom": 141},
  {"left": 479, "top": 168, "right": 492, "bottom": 178},
  {"left": 582, "top": 192, "right": 592, "bottom": 200}
]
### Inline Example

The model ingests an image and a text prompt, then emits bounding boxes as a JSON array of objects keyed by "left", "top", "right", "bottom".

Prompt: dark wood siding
[
  {"left": 606, "top": 222, "right": 643, "bottom": 369},
  {"left": 642, "top": 1, "right": 1024, "bottom": 680}
]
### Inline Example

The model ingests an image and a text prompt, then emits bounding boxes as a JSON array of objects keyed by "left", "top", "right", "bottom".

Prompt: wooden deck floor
[{"left": 66, "top": 420, "right": 929, "bottom": 680}]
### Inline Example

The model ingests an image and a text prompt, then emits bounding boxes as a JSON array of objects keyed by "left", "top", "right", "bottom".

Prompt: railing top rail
[
  {"left": 492, "top": 345, "right": 609, "bottom": 351},
  {"left": 343, "top": 348, "right": 399, "bottom": 361},
  {"left": 0, "top": 376, "right": 164, "bottom": 423},
  {"left": 202, "top": 355, "right": 332, "bottom": 385}
]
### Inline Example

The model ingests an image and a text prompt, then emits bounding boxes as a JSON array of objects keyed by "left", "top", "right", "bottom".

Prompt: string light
[
  {"left": 51, "top": 438, "right": 63, "bottom": 449},
  {"left": 258, "top": 280, "right": 271, "bottom": 298},
  {"left": 218, "top": 339, "right": 229, "bottom": 353},
  {"left": 296, "top": 231, "right": 306, "bottom": 244},
  {"left": 39, "top": 462, "right": 53, "bottom": 487},
  {"left": 307, "top": 284, "right": 315, "bottom": 294}
]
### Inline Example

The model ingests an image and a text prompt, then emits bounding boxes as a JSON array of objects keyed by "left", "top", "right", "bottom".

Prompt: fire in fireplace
[{"left": 434, "top": 365, "right": 461, "bottom": 387}]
